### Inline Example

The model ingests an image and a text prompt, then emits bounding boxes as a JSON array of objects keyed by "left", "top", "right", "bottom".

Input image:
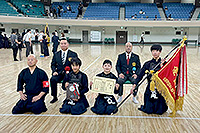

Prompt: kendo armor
[{"left": 66, "top": 72, "right": 82, "bottom": 100}]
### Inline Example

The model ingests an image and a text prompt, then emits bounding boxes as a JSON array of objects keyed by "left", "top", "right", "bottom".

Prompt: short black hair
[
  {"left": 71, "top": 57, "right": 82, "bottom": 66},
  {"left": 42, "top": 35, "right": 46, "bottom": 39},
  {"left": 103, "top": 59, "right": 112, "bottom": 66},
  {"left": 150, "top": 44, "right": 162, "bottom": 52},
  {"left": 12, "top": 31, "right": 16, "bottom": 34},
  {"left": 52, "top": 32, "right": 55, "bottom": 35},
  {"left": 60, "top": 38, "right": 67, "bottom": 41},
  {"left": 27, "top": 29, "right": 31, "bottom": 32}
]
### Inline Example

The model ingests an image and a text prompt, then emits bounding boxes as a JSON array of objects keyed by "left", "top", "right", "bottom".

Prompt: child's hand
[
  {"left": 65, "top": 82, "right": 69, "bottom": 88},
  {"left": 160, "top": 58, "right": 166, "bottom": 67},
  {"left": 73, "top": 99, "right": 78, "bottom": 101},
  {"left": 90, "top": 81, "right": 93, "bottom": 86},
  {"left": 73, "top": 96, "right": 79, "bottom": 101},
  {"left": 115, "top": 83, "right": 119, "bottom": 90}
]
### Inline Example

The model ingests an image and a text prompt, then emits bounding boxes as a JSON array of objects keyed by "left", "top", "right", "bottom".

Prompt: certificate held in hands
[{"left": 91, "top": 76, "right": 116, "bottom": 95}]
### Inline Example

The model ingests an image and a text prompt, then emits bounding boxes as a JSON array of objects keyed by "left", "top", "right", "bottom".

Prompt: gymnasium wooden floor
[{"left": 0, "top": 44, "right": 199, "bottom": 132}]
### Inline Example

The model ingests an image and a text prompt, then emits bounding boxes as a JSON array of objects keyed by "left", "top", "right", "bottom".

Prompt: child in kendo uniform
[
  {"left": 132, "top": 44, "right": 168, "bottom": 115},
  {"left": 90, "top": 60, "right": 119, "bottom": 115},
  {"left": 60, "top": 57, "right": 89, "bottom": 115}
]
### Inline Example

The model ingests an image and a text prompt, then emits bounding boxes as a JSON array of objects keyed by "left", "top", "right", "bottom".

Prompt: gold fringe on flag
[
  {"left": 150, "top": 73, "right": 176, "bottom": 117},
  {"left": 150, "top": 39, "right": 186, "bottom": 117}
]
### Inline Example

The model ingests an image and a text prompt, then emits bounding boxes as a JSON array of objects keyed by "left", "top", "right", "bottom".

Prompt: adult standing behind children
[
  {"left": 23, "top": 29, "right": 33, "bottom": 57},
  {"left": 10, "top": 31, "right": 21, "bottom": 61},
  {"left": 42, "top": 35, "right": 49, "bottom": 59},
  {"left": 52, "top": 32, "right": 59, "bottom": 54}
]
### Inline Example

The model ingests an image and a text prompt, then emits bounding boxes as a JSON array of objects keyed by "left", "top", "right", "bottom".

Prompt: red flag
[{"left": 150, "top": 41, "right": 188, "bottom": 116}]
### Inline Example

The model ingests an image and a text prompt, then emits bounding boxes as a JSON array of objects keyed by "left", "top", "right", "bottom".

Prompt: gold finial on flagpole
[
  {"left": 183, "top": 36, "right": 187, "bottom": 41},
  {"left": 179, "top": 36, "right": 187, "bottom": 47}
]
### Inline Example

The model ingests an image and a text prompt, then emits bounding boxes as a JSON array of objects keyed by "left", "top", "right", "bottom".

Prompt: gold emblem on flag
[{"left": 173, "top": 66, "right": 178, "bottom": 76}]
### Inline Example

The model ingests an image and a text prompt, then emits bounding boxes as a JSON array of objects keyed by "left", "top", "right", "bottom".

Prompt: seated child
[
  {"left": 132, "top": 44, "right": 168, "bottom": 115},
  {"left": 90, "top": 59, "right": 119, "bottom": 115},
  {"left": 59, "top": 58, "right": 89, "bottom": 115}
]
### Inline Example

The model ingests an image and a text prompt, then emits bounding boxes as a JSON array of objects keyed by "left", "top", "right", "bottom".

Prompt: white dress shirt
[
  {"left": 61, "top": 49, "right": 68, "bottom": 64},
  {"left": 126, "top": 52, "right": 132, "bottom": 59}
]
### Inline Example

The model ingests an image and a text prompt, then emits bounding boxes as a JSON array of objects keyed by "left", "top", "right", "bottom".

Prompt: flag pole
[{"left": 111, "top": 39, "right": 185, "bottom": 115}]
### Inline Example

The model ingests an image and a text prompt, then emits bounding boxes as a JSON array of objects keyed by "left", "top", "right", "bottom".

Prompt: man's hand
[
  {"left": 90, "top": 81, "right": 93, "bottom": 87},
  {"left": 65, "top": 82, "right": 69, "bottom": 88},
  {"left": 53, "top": 72, "right": 58, "bottom": 76},
  {"left": 19, "top": 91, "right": 27, "bottom": 101},
  {"left": 115, "top": 83, "right": 120, "bottom": 90},
  {"left": 130, "top": 84, "right": 136, "bottom": 94},
  {"left": 132, "top": 74, "right": 137, "bottom": 79},
  {"left": 32, "top": 95, "right": 41, "bottom": 102},
  {"left": 119, "top": 73, "right": 125, "bottom": 79}
]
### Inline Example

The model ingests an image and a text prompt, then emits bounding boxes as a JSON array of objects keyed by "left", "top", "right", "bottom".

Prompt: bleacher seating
[
  {"left": 0, "top": 0, "right": 18, "bottom": 16},
  {"left": 83, "top": 2, "right": 120, "bottom": 20},
  {"left": 163, "top": 3, "right": 195, "bottom": 20},
  {"left": 51, "top": 2, "right": 79, "bottom": 19},
  {"left": 10, "top": 0, "right": 44, "bottom": 17},
  {"left": 125, "top": 2, "right": 161, "bottom": 20}
]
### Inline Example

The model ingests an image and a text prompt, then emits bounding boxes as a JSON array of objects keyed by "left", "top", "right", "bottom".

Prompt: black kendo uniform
[
  {"left": 91, "top": 72, "right": 118, "bottom": 115},
  {"left": 52, "top": 35, "right": 59, "bottom": 54},
  {"left": 12, "top": 67, "right": 49, "bottom": 114},
  {"left": 3, "top": 35, "right": 9, "bottom": 48},
  {"left": 136, "top": 58, "right": 168, "bottom": 115},
  {"left": 42, "top": 39, "right": 49, "bottom": 57},
  {"left": 60, "top": 71, "right": 89, "bottom": 115}
]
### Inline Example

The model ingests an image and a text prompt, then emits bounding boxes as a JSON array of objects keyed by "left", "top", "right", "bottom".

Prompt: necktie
[
  {"left": 127, "top": 54, "right": 130, "bottom": 65},
  {"left": 62, "top": 52, "right": 65, "bottom": 65},
  {"left": 126, "top": 54, "right": 130, "bottom": 74}
]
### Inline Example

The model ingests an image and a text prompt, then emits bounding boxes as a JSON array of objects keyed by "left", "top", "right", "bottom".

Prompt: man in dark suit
[
  {"left": 115, "top": 42, "right": 141, "bottom": 103},
  {"left": 50, "top": 38, "right": 78, "bottom": 103},
  {"left": 52, "top": 32, "right": 59, "bottom": 54}
]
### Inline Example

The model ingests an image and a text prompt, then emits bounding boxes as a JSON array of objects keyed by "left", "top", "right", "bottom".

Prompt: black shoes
[
  {"left": 14, "top": 59, "right": 19, "bottom": 61},
  {"left": 50, "top": 97, "right": 58, "bottom": 103}
]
